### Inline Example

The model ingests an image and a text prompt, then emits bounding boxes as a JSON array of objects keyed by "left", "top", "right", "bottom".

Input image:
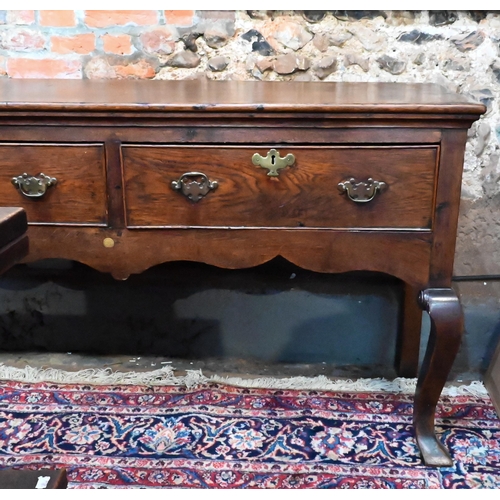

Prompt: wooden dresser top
[{"left": 0, "top": 79, "right": 486, "bottom": 115}]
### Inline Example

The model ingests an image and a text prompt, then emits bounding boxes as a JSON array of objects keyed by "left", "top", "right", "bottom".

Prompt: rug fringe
[
  {"left": 0, "top": 363, "right": 488, "bottom": 397},
  {"left": 208, "top": 374, "right": 488, "bottom": 397}
]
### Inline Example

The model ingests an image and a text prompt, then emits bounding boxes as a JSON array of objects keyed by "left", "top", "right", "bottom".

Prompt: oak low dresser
[{"left": 0, "top": 79, "right": 485, "bottom": 467}]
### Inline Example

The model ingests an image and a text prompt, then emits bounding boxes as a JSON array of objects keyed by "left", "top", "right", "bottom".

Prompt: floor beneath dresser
[{"left": 0, "top": 351, "right": 480, "bottom": 384}]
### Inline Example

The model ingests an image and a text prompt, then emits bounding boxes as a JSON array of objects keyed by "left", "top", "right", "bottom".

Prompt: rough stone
[
  {"left": 492, "top": 62, "right": 500, "bottom": 83},
  {"left": 245, "top": 56, "right": 256, "bottom": 71},
  {"left": 481, "top": 153, "right": 500, "bottom": 198},
  {"left": 251, "top": 67, "right": 262, "bottom": 80},
  {"left": 348, "top": 26, "right": 386, "bottom": 51},
  {"left": 456, "top": 190, "right": 500, "bottom": 276},
  {"left": 467, "top": 122, "right": 477, "bottom": 139},
  {"left": 203, "top": 26, "right": 230, "bottom": 49},
  {"left": 452, "top": 31, "right": 485, "bottom": 52},
  {"left": 241, "top": 29, "right": 262, "bottom": 43},
  {"left": 252, "top": 40, "right": 273, "bottom": 56},
  {"left": 272, "top": 54, "right": 297, "bottom": 74},
  {"left": 272, "top": 53, "right": 310, "bottom": 75},
  {"left": 475, "top": 122, "right": 491, "bottom": 156},
  {"left": 443, "top": 58, "right": 470, "bottom": 71},
  {"left": 329, "top": 32, "right": 352, "bottom": 47},
  {"left": 297, "top": 56, "right": 311, "bottom": 71},
  {"left": 181, "top": 32, "right": 201, "bottom": 52},
  {"left": 302, "top": 11, "right": 327, "bottom": 23},
  {"left": 241, "top": 30, "right": 273, "bottom": 56},
  {"left": 139, "top": 28, "right": 178, "bottom": 56},
  {"left": 165, "top": 50, "right": 201, "bottom": 68},
  {"left": 313, "top": 34, "right": 330, "bottom": 52},
  {"left": 333, "top": 11, "right": 386, "bottom": 22},
  {"left": 313, "top": 56, "right": 337, "bottom": 79},
  {"left": 467, "top": 88, "right": 495, "bottom": 110},
  {"left": 255, "top": 57, "right": 273, "bottom": 73},
  {"left": 195, "top": 15, "right": 235, "bottom": 46},
  {"left": 344, "top": 53, "right": 369, "bottom": 72},
  {"left": 266, "top": 21, "right": 313, "bottom": 51},
  {"left": 384, "top": 11, "right": 415, "bottom": 26},
  {"left": 208, "top": 56, "right": 229, "bottom": 72},
  {"left": 467, "top": 11, "right": 488, "bottom": 22},
  {"left": 377, "top": 55, "right": 406, "bottom": 75},
  {"left": 413, "top": 53, "right": 425, "bottom": 65},
  {"left": 246, "top": 11, "right": 270, "bottom": 20},
  {"left": 397, "top": 30, "right": 442, "bottom": 44},
  {"left": 429, "top": 11, "right": 458, "bottom": 26}
]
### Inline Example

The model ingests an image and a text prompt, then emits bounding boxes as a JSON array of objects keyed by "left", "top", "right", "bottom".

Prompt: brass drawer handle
[
  {"left": 252, "top": 148, "right": 295, "bottom": 177},
  {"left": 338, "top": 177, "right": 387, "bottom": 203},
  {"left": 171, "top": 172, "right": 218, "bottom": 203},
  {"left": 11, "top": 173, "right": 57, "bottom": 198}
]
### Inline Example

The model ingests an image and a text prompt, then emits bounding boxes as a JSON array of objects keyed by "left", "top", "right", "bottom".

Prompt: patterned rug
[{"left": 1, "top": 371, "right": 500, "bottom": 489}]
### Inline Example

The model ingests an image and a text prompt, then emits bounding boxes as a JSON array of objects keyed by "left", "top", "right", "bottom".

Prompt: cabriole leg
[{"left": 414, "top": 288, "right": 463, "bottom": 467}]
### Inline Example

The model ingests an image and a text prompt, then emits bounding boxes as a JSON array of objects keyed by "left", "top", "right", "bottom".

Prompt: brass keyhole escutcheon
[{"left": 252, "top": 149, "right": 295, "bottom": 177}]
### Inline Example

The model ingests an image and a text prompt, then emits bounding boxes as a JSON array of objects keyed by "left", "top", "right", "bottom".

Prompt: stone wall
[{"left": 0, "top": 9, "right": 499, "bottom": 275}]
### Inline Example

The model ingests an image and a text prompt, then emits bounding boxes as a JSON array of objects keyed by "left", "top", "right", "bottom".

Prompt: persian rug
[{"left": 0, "top": 365, "right": 499, "bottom": 489}]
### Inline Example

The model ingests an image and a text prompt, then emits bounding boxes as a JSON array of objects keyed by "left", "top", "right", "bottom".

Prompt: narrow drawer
[
  {"left": 123, "top": 145, "right": 438, "bottom": 230},
  {"left": 0, "top": 143, "right": 107, "bottom": 225}
]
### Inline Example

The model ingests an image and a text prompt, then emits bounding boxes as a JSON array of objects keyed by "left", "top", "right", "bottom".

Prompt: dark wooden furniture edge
[
  {"left": 0, "top": 468, "right": 68, "bottom": 489},
  {"left": 0, "top": 207, "right": 28, "bottom": 274},
  {"left": 415, "top": 288, "right": 464, "bottom": 466},
  {"left": 484, "top": 337, "right": 500, "bottom": 417}
]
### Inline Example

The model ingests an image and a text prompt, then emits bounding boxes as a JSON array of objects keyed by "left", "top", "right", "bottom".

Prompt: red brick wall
[{"left": 0, "top": 9, "right": 197, "bottom": 78}]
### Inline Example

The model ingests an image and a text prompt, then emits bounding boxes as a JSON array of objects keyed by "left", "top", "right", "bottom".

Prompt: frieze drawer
[
  {"left": 0, "top": 143, "right": 107, "bottom": 226},
  {"left": 122, "top": 145, "right": 438, "bottom": 230}
]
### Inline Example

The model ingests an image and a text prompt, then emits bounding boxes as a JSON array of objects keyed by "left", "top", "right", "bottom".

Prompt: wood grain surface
[
  {"left": 0, "top": 143, "right": 107, "bottom": 225},
  {"left": 0, "top": 79, "right": 485, "bottom": 115},
  {"left": 123, "top": 145, "right": 438, "bottom": 229}
]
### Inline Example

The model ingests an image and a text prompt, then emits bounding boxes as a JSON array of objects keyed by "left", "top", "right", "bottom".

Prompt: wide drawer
[
  {"left": 122, "top": 145, "right": 438, "bottom": 230},
  {"left": 0, "top": 143, "right": 107, "bottom": 225}
]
